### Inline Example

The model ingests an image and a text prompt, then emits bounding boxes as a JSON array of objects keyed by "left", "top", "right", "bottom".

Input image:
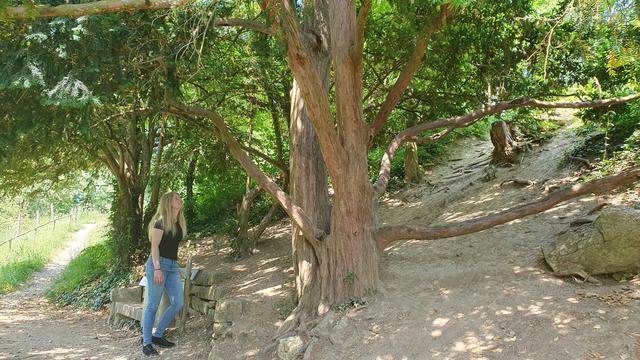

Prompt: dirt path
[{"left": 0, "top": 224, "right": 142, "bottom": 360}]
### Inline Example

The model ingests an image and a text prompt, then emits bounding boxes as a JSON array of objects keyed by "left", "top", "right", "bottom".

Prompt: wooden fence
[{"left": 0, "top": 207, "right": 80, "bottom": 250}]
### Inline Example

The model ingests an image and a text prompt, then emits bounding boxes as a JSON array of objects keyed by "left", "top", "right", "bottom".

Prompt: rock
[
  {"left": 192, "top": 270, "right": 232, "bottom": 286},
  {"left": 213, "top": 299, "right": 243, "bottom": 323},
  {"left": 211, "top": 322, "right": 234, "bottom": 340},
  {"left": 543, "top": 208, "right": 640, "bottom": 277},
  {"left": 277, "top": 336, "right": 304, "bottom": 360},
  {"left": 369, "top": 323, "right": 382, "bottom": 334},
  {"left": 190, "top": 296, "right": 215, "bottom": 315},
  {"left": 110, "top": 286, "right": 143, "bottom": 303},
  {"left": 309, "top": 311, "right": 336, "bottom": 338},
  {"left": 191, "top": 285, "right": 226, "bottom": 301}
]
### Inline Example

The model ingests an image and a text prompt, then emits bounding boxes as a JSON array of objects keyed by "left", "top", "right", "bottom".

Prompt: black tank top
[{"left": 154, "top": 220, "right": 183, "bottom": 260}]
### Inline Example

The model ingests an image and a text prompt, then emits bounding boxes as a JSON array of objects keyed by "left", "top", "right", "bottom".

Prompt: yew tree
[{"left": 4, "top": 0, "right": 640, "bottom": 334}]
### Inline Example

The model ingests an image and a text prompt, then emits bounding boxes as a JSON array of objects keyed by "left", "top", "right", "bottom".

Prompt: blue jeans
[{"left": 142, "top": 256, "right": 184, "bottom": 346}]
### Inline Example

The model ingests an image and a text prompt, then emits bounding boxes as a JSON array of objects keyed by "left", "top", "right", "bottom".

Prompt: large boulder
[{"left": 543, "top": 207, "right": 640, "bottom": 277}]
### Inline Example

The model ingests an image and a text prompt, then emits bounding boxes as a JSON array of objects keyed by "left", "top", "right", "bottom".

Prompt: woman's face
[{"left": 171, "top": 194, "right": 183, "bottom": 211}]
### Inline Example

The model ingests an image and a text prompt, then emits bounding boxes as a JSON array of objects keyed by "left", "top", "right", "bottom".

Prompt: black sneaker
[
  {"left": 142, "top": 344, "right": 159, "bottom": 356},
  {"left": 152, "top": 336, "right": 175, "bottom": 348}
]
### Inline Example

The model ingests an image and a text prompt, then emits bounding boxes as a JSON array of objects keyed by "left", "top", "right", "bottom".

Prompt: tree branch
[
  {"left": 3, "top": 0, "right": 194, "bottom": 19},
  {"left": 167, "top": 100, "right": 327, "bottom": 246},
  {"left": 354, "top": 0, "right": 372, "bottom": 75},
  {"left": 212, "top": 18, "right": 275, "bottom": 36},
  {"left": 179, "top": 111, "right": 288, "bottom": 172},
  {"left": 368, "top": 5, "right": 452, "bottom": 145},
  {"left": 375, "top": 167, "right": 640, "bottom": 250},
  {"left": 373, "top": 93, "right": 640, "bottom": 196}
]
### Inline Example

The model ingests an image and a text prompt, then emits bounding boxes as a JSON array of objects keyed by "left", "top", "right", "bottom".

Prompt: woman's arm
[{"left": 150, "top": 228, "right": 164, "bottom": 284}]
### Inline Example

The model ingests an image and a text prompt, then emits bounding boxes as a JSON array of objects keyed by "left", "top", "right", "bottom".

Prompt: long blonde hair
[{"left": 148, "top": 191, "right": 187, "bottom": 239}]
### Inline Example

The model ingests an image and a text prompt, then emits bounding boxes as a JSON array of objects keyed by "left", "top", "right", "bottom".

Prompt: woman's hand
[{"left": 154, "top": 269, "right": 164, "bottom": 284}]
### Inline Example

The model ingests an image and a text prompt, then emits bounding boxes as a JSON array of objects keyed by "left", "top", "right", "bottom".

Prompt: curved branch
[
  {"left": 368, "top": 5, "right": 452, "bottom": 145},
  {"left": 373, "top": 93, "right": 640, "bottom": 196},
  {"left": 3, "top": 0, "right": 193, "bottom": 19},
  {"left": 375, "top": 167, "right": 640, "bottom": 250},
  {"left": 167, "top": 100, "right": 327, "bottom": 246}
]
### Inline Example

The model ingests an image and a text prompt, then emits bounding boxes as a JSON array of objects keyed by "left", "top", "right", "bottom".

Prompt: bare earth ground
[{"left": 2, "top": 114, "right": 640, "bottom": 359}]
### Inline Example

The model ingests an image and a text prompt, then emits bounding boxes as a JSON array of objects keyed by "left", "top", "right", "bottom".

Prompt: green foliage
[
  {"left": 580, "top": 129, "right": 640, "bottom": 181},
  {"left": 330, "top": 297, "right": 366, "bottom": 312},
  {"left": 0, "top": 256, "right": 43, "bottom": 294},
  {"left": 343, "top": 271, "right": 358, "bottom": 285},
  {"left": 275, "top": 299, "right": 295, "bottom": 320},
  {"left": 567, "top": 101, "right": 640, "bottom": 163},
  {"left": 493, "top": 108, "right": 562, "bottom": 143}
]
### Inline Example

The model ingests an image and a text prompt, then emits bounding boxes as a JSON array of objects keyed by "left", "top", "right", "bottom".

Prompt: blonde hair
[{"left": 148, "top": 191, "right": 187, "bottom": 239}]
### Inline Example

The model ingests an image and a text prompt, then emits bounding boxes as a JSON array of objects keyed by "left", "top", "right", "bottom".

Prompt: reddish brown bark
[{"left": 375, "top": 167, "right": 640, "bottom": 249}]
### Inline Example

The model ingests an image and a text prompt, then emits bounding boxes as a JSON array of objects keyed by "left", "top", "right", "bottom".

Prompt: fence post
[
  {"left": 12, "top": 212, "right": 22, "bottom": 250},
  {"left": 50, "top": 204, "right": 55, "bottom": 230},
  {"left": 35, "top": 210, "right": 40, "bottom": 238}
]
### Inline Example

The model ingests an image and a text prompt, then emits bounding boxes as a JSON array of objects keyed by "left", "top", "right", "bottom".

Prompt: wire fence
[{"left": 0, "top": 207, "right": 81, "bottom": 250}]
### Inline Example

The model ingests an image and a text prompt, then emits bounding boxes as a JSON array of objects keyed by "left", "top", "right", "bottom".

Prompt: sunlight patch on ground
[
  {"left": 433, "top": 317, "right": 450, "bottom": 327},
  {"left": 237, "top": 277, "right": 264, "bottom": 291},
  {"left": 495, "top": 306, "right": 513, "bottom": 315},
  {"left": 232, "top": 264, "right": 248, "bottom": 271},
  {"left": 254, "top": 284, "right": 285, "bottom": 297},
  {"left": 257, "top": 257, "right": 280, "bottom": 266}
]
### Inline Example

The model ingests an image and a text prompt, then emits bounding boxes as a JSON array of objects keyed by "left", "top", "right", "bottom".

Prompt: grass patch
[
  {"left": 0, "top": 256, "right": 44, "bottom": 294},
  {"left": 0, "top": 211, "right": 106, "bottom": 295}
]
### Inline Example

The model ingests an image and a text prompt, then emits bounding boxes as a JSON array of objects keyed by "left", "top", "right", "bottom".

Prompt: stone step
[
  {"left": 190, "top": 295, "right": 215, "bottom": 315},
  {"left": 114, "top": 301, "right": 144, "bottom": 322},
  {"left": 190, "top": 285, "right": 226, "bottom": 301},
  {"left": 191, "top": 270, "right": 232, "bottom": 286}
]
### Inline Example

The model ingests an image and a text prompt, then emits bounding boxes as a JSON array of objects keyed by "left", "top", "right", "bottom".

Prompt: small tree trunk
[
  {"left": 250, "top": 202, "right": 279, "bottom": 243},
  {"left": 235, "top": 184, "right": 262, "bottom": 256},
  {"left": 184, "top": 154, "right": 197, "bottom": 225},
  {"left": 404, "top": 141, "right": 422, "bottom": 184},
  {"left": 144, "top": 129, "right": 165, "bottom": 226},
  {"left": 404, "top": 115, "right": 422, "bottom": 184},
  {"left": 490, "top": 120, "right": 518, "bottom": 165}
]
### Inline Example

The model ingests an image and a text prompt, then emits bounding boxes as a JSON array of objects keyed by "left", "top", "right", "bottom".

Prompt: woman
[{"left": 142, "top": 191, "right": 187, "bottom": 356}]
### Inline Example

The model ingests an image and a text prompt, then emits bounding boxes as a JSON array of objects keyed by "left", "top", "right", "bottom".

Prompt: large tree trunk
[
  {"left": 111, "top": 179, "right": 146, "bottom": 269},
  {"left": 282, "top": 1, "right": 333, "bottom": 332},
  {"left": 286, "top": 78, "right": 332, "bottom": 328},
  {"left": 324, "top": 165, "right": 380, "bottom": 303}
]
